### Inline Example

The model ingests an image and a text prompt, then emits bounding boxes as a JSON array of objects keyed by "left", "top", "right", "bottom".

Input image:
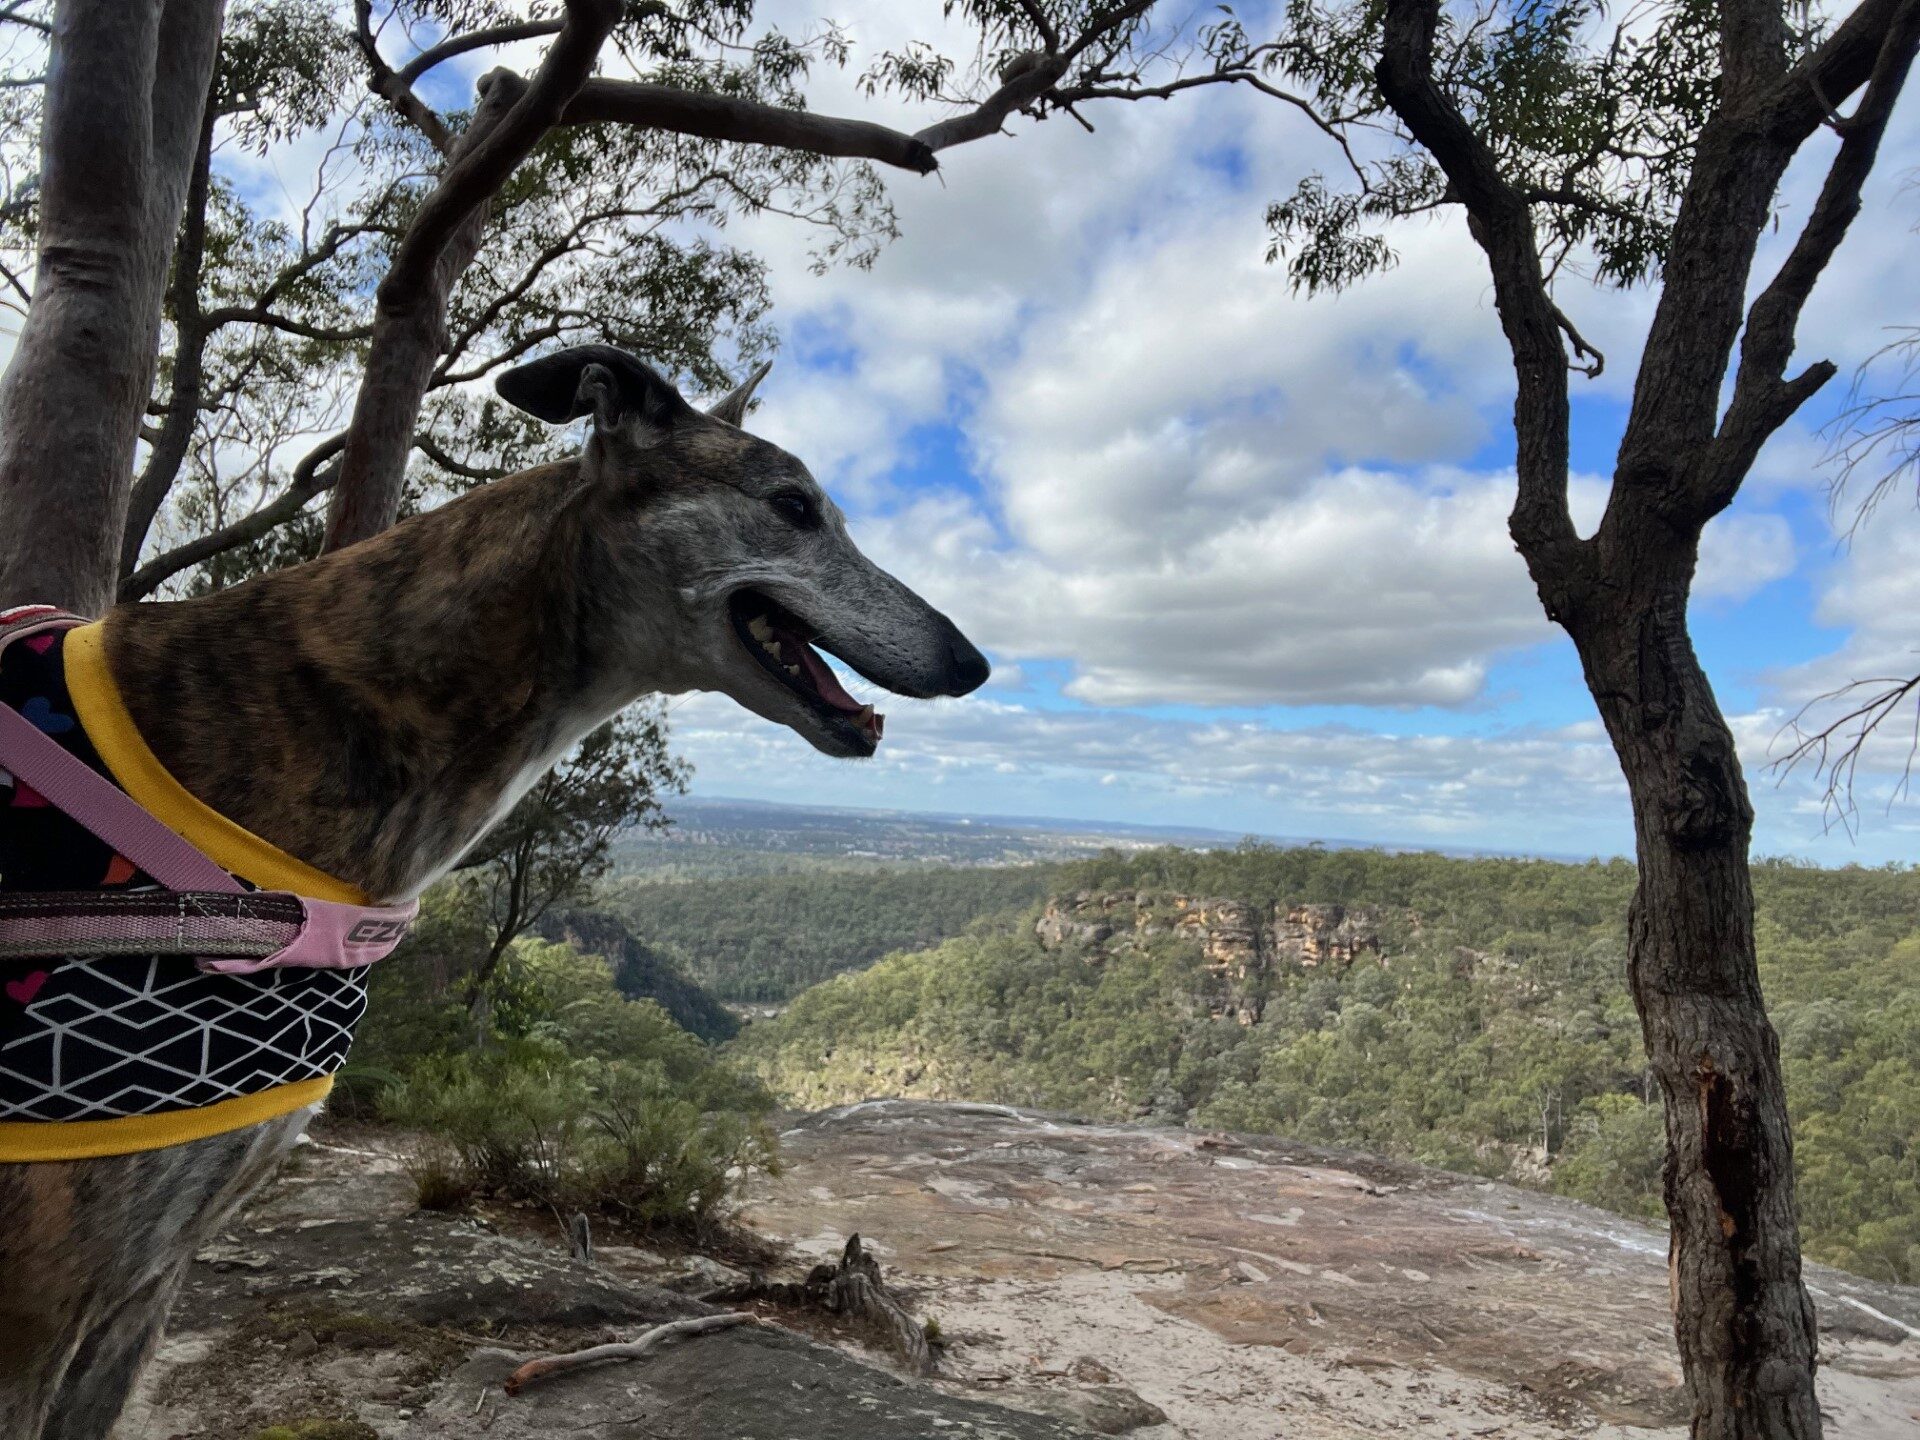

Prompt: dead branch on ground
[{"left": 502, "top": 1311, "right": 759, "bottom": 1396}]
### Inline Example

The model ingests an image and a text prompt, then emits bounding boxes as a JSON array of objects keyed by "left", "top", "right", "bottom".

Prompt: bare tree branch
[
  {"left": 910, "top": 49, "right": 1071, "bottom": 153},
  {"left": 1374, "top": 0, "right": 1586, "bottom": 614},
  {"left": 354, "top": 0, "right": 451, "bottom": 154},
  {"left": 0, "top": 3, "right": 49, "bottom": 35},
  {"left": 1607, "top": 0, "right": 1919, "bottom": 537},
  {"left": 503, "top": 1313, "right": 759, "bottom": 1396},
  {"left": 414, "top": 433, "right": 508, "bottom": 482},
  {"left": 1702, "top": 1, "right": 1920, "bottom": 514},
  {"left": 120, "top": 430, "right": 345, "bottom": 601},
  {"left": 1775, "top": 670, "right": 1920, "bottom": 834},
  {"left": 203, "top": 308, "right": 373, "bottom": 344},
  {"left": 561, "top": 78, "right": 941, "bottom": 173},
  {"left": 1825, "top": 327, "right": 1920, "bottom": 530},
  {"left": 555, "top": 6, "right": 1165, "bottom": 174},
  {"left": 396, "top": 17, "right": 564, "bottom": 85},
  {"left": 1766, "top": 0, "right": 1920, "bottom": 143},
  {"left": 121, "top": 419, "right": 509, "bottom": 600}
]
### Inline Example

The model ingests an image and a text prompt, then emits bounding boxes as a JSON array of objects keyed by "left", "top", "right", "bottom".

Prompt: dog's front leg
[{"left": 0, "top": 1109, "right": 313, "bottom": 1440}]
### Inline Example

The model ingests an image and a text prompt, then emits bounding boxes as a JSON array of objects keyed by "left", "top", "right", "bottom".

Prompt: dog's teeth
[
  {"left": 785, "top": 665, "right": 800, "bottom": 677},
  {"left": 854, "top": 704, "right": 874, "bottom": 724},
  {"left": 760, "top": 639, "right": 781, "bottom": 658},
  {"left": 747, "top": 615, "right": 774, "bottom": 641}
]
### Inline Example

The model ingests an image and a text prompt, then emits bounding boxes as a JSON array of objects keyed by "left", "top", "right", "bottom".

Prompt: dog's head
[{"left": 495, "top": 345, "right": 989, "bottom": 758}]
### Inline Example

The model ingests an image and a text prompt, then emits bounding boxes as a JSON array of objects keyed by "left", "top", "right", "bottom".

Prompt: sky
[
  {"left": 67, "top": 3, "right": 1920, "bottom": 864},
  {"left": 625, "top": 0, "right": 1920, "bottom": 865}
]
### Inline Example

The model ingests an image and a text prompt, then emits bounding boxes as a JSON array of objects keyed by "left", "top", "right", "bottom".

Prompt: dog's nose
[{"left": 944, "top": 629, "right": 991, "bottom": 696}]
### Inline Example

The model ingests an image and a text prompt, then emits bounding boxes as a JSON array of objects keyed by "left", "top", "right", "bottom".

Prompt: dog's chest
[{"left": 0, "top": 630, "right": 369, "bottom": 1148}]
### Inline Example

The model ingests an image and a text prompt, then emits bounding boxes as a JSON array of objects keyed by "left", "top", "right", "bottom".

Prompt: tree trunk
[
  {"left": 0, "top": 0, "right": 224, "bottom": 614},
  {"left": 120, "top": 99, "right": 217, "bottom": 577},
  {"left": 1572, "top": 571, "right": 1821, "bottom": 1440},
  {"left": 320, "top": 61, "right": 547, "bottom": 553}
]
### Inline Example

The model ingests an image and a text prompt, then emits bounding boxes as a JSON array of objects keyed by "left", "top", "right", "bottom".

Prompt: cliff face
[{"left": 1035, "top": 890, "right": 1386, "bottom": 1023}]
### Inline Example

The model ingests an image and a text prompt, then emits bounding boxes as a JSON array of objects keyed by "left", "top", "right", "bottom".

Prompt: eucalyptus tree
[
  {"left": 1174, "top": 1, "right": 1910, "bottom": 1434},
  {"left": 458, "top": 709, "right": 689, "bottom": 1021}
]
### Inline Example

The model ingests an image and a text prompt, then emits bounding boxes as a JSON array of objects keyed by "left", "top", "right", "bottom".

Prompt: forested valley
[
  {"left": 729, "top": 844, "right": 1920, "bottom": 1285},
  {"left": 336, "top": 837, "right": 1919, "bottom": 1285},
  {"left": 604, "top": 865, "right": 1064, "bottom": 1001}
]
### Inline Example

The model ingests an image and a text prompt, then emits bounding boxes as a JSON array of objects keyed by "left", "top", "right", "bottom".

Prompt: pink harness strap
[{"left": 0, "top": 607, "right": 415, "bottom": 975}]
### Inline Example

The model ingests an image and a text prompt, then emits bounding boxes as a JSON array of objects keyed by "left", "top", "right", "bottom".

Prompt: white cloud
[
  {"left": 664, "top": 688, "right": 1635, "bottom": 854},
  {"left": 1696, "top": 511, "right": 1799, "bottom": 601},
  {"left": 1765, "top": 504, "right": 1920, "bottom": 773},
  {"left": 857, "top": 467, "right": 1552, "bottom": 709}
]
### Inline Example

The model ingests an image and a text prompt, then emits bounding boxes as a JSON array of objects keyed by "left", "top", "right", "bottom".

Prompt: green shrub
[
  {"left": 377, "top": 942, "right": 778, "bottom": 1232},
  {"left": 1551, "top": 1094, "right": 1666, "bottom": 1220}
]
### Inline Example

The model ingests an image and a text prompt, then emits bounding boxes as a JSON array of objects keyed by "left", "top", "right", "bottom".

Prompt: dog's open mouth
[{"left": 728, "top": 590, "right": 884, "bottom": 750}]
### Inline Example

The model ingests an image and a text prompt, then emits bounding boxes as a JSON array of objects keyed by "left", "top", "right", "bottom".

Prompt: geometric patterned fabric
[{"left": 0, "top": 627, "right": 368, "bottom": 1123}]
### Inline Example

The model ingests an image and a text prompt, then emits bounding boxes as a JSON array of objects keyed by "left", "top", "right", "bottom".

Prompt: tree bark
[
  {"left": 0, "top": 0, "right": 225, "bottom": 615},
  {"left": 320, "top": 70, "right": 529, "bottom": 554},
  {"left": 120, "top": 96, "right": 217, "bottom": 576},
  {"left": 1564, "top": 561, "right": 1819, "bottom": 1440}
]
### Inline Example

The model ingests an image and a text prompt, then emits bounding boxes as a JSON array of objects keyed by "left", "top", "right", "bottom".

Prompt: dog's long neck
[{"left": 99, "top": 461, "right": 641, "bottom": 901}]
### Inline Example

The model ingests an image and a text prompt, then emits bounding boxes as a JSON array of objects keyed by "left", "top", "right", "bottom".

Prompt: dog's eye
[{"left": 768, "top": 491, "right": 818, "bottom": 528}]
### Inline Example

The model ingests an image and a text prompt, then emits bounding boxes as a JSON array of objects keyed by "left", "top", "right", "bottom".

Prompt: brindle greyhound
[{"left": 0, "top": 345, "right": 989, "bottom": 1439}]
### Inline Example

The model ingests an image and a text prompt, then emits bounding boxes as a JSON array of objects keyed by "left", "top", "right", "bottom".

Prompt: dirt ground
[{"left": 112, "top": 1102, "right": 1920, "bottom": 1439}]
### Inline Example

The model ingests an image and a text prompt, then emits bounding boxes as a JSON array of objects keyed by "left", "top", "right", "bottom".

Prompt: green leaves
[
  {"left": 1251, "top": 0, "right": 1790, "bottom": 292},
  {"left": 374, "top": 939, "right": 779, "bottom": 1231}
]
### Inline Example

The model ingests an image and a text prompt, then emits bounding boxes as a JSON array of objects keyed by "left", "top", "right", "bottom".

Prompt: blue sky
[{"left": 219, "top": 3, "right": 1920, "bottom": 865}]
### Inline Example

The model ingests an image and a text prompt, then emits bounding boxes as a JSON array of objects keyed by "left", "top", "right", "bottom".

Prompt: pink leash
[{"left": 0, "top": 606, "right": 415, "bottom": 975}]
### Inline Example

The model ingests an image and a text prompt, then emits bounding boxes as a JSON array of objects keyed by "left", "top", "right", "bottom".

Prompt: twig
[
  {"left": 120, "top": 432, "right": 346, "bottom": 600},
  {"left": 502, "top": 1312, "right": 758, "bottom": 1396},
  {"left": 1553, "top": 304, "right": 1605, "bottom": 378},
  {"left": 1773, "top": 669, "right": 1920, "bottom": 833},
  {"left": 397, "top": 18, "right": 566, "bottom": 85}
]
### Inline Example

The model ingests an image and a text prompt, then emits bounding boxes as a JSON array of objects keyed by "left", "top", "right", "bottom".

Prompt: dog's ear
[
  {"left": 495, "top": 346, "right": 692, "bottom": 439},
  {"left": 706, "top": 359, "right": 772, "bottom": 428}
]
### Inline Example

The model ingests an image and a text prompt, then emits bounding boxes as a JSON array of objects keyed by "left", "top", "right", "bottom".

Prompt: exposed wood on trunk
[
  {"left": 502, "top": 1311, "right": 758, "bottom": 1396},
  {"left": 708, "top": 1233, "right": 934, "bottom": 1375},
  {"left": 0, "top": 0, "right": 226, "bottom": 615}
]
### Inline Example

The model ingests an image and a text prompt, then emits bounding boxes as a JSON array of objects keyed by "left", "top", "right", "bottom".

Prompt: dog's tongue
[
  {"left": 793, "top": 635, "right": 884, "bottom": 737},
  {"left": 792, "top": 639, "right": 858, "bottom": 710}
]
